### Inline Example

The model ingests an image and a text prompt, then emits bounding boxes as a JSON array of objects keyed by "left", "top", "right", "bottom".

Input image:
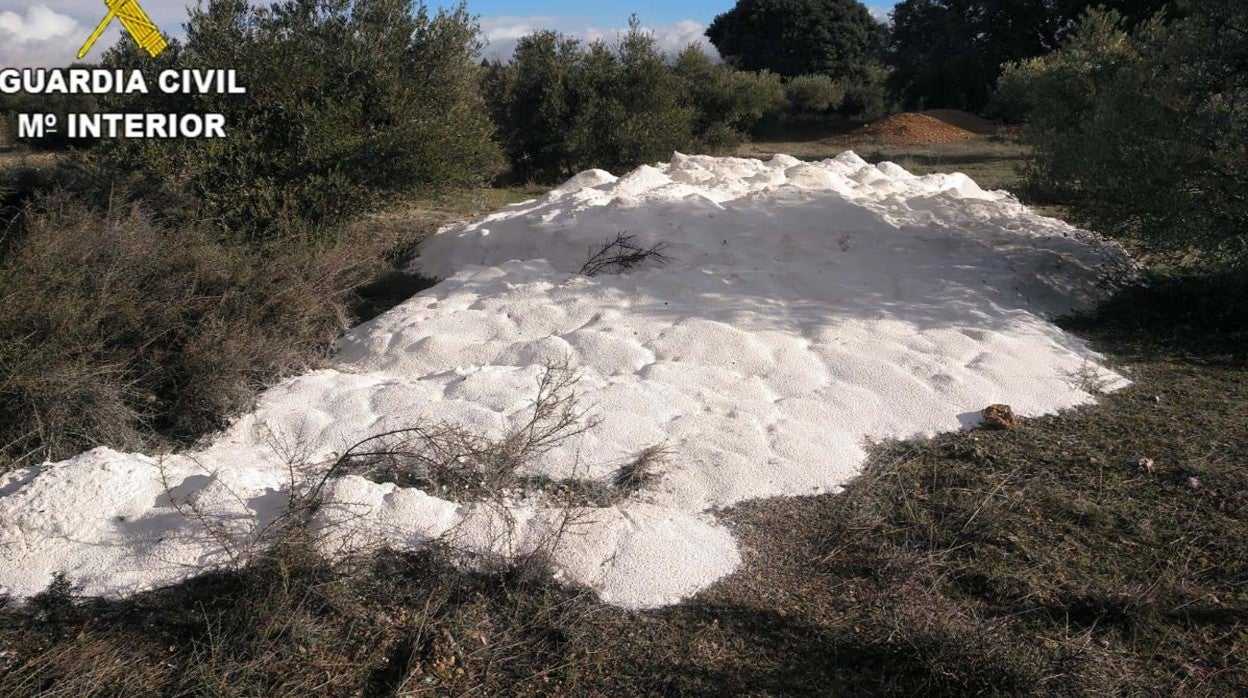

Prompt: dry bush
[
  {"left": 579, "top": 232, "right": 671, "bottom": 277},
  {"left": 144, "top": 362, "right": 610, "bottom": 592},
  {"left": 613, "top": 443, "right": 671, "bottom": 493},
  {"left": 338, "top": 362, "right": 595, "bottom": 500},
  {"left": 321, "top": 362, "right": 669, "bottom": 513},
  {"left": 0, "top": 198, "right": 395, "bottom": 472}
]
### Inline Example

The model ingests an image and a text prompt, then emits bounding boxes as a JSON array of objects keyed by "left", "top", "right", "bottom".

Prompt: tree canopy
[
  {"left": 483, "top": 23, "right": 788, "bottom": 182},
  {"left": 706, "top": 0, "right": 886, "bottom": 79},
  {"left": 999, "top": 1, "right": 1248, "bottom": 267},
  {"left": 92, "top": 0, "right": 500, "bottom": 239},
  {"left": 888, "top": 0, "right": 1175, "bottom": 111}
]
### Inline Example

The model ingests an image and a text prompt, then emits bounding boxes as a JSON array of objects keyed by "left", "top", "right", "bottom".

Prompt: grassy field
[{"left": 2, "top": 138, "right": 1245, "bottom": 695}]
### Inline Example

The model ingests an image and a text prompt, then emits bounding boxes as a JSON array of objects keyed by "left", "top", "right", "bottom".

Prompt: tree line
[{"left": 1, "top": 0, "right": 1244, "bottom": 265}]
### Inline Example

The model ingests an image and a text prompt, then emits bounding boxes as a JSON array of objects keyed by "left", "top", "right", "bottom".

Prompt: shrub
[
  {"left": 0, "top": 155, "right": 68, "bottom": 247},
  {"left": 0, "top": 83, "right": 100, "bottom": 151},
  {"left": 89, "top": 0, "right": 500, "bottom": 241},
  {"left": 767, "top": 66, "right": 891, "bottom": 130},
  {"left": 0, "top": 199, "right": 392, "bottom": 471},
  {"left": 784, "top": 74, "right": 846, "bottom": 115},
  {"left": 998, "top": 3, "right": 1248, "bottom": 268},
  {"left": 840, "top": 63, "right": 892, "bottom": 121},
  {"left": 674, "top": 44, "right": 786, "bottom": 148},
  {"left": 888, "top": 0, "right": 1172, "bottom": 112}
]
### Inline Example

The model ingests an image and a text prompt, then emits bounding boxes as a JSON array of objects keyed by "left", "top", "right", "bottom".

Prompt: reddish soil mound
[
  {"left": 920, "top": 109, "right": 999, "bottom": 135},
  {"left": 838, "top": 112, "right": 984, "bottom": 146}
]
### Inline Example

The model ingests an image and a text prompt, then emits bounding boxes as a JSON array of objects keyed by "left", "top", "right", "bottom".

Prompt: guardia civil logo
[{"left": 78, "top": 0, "right": 168, "bottom": 59}]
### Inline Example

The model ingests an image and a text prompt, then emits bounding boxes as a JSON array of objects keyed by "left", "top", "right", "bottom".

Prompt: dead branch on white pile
[{"left": 578, "top": 232, "right": 672, "bottom": 277}]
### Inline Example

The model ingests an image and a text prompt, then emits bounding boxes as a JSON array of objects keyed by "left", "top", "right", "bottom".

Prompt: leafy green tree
[
  {"left": 784, "top": 74, "right": 846, "bottom": 115},
  {"left": 489, "top": 20, "right": 783, "bottom": 181},
  {"left": 93, "top": 0, "right": 500, "bottom": 240},
  {"left": 484, "top": 31, "right": 583, "bottom": 180},
  {"left": 888, "top": 0, "right": 1174, "bottom": 112},
  {"left": 840, "top": 63, "right": 891, "bottom": 120},
  {"left": 566, "top": 41, "right": 624, "bottom": 172},
  {"left": 706, "top": 0, "right": 886, "bottom": 79},
  {"left": 673, "top": 45, "right": 786, "bottom": 147},
  {"left": 600, "top": 18, "right": 697, "bottom": 168},
  {"left": 1001, "top": 3, "right": 1248, "bottom": 268}
]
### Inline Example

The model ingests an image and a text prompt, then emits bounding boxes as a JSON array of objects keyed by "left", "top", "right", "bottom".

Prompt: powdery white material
[{"left": 0, "top": 153, "right": 1131, "bottom": 609}]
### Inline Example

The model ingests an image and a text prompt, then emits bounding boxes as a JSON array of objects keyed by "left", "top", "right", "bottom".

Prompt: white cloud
[
  {"left": 0, "top": 0, "right": 190, "bottom": 66},
  {"left": 0, "top": 4, "right": 87, "bottom": 66},
  {"left": 478, "top": 15, "right": 562, "bottom": 42},
  {"left": 645, "top": 19, "right": 712, "bottom": 56},
  {"left": 0, "top": 4, "right": 77, "bottom": 41},
  {"left": 479, "top": 15, "right": 718, "bottom": 63}
]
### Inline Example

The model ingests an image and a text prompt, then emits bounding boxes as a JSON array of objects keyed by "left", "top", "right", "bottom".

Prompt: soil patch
[{"left": 836, "top": 111, "right": 988, "bottom": 146}]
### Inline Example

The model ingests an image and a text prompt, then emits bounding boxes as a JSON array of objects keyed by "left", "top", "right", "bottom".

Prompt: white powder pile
[{"left": 0, "top": 152, "right": 1131, "bottom": 609}]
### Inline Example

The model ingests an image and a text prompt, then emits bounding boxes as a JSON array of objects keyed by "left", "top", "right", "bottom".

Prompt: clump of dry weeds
[{"left": 0, "top": 197, "right": 416, "bottom": 474}]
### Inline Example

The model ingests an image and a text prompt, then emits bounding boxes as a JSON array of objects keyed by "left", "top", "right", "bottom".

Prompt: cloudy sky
[{"left": 1, "top": 0, "right": 896, "bottom": 67}]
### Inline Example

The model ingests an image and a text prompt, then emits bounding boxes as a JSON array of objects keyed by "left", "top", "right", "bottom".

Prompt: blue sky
[
  {"left": 442, "top": 0, "right": 896, "bottom": 60},
  {"left": 1, "top": 0, "right": 896, "bottom": 67},
  {"left": 434, "top": 0, "right": 893, "bottom": 26}
]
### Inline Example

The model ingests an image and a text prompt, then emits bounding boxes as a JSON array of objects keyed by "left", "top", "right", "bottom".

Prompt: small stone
[
  {"left": 1187, "top": 476, "right": 1203, "bottom": 490},
  {"left": 981, "top": 404, "right": 1019, "bottom": 430}
]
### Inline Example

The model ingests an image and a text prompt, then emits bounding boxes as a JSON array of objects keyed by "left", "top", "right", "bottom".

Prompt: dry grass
[
  {"left": 0, "top": 537, "right": 615, "bottom": 696},
  {"left": 613, "top": 443, "right": 672, "bottom": 493},
  {"left": 0, "top": 149, "right": 63, "bottom": 171},
  {"left": 0, "top": 199, "right": 394, "bottom": 471}
]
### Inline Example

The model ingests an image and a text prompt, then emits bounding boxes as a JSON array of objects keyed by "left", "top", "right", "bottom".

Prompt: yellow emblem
[{"left": 77, "top": 0, "right": 168, "bottom": 60}]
